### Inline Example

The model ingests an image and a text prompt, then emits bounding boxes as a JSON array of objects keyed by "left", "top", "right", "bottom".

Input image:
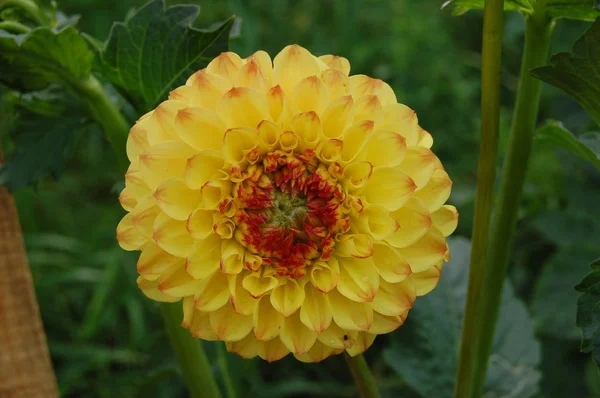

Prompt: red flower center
[{"left": 230, "top": 149, "right": 352, "bottom": 278}]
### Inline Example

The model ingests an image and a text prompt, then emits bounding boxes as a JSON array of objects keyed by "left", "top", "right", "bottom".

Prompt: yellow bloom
[{"left": 117, "top": 45, "right": 457, "bottom": 362}]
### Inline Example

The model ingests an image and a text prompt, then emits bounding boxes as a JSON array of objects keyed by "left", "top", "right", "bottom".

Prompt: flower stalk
[
  {"left": 344, "top": 354, "right": 381, "bottom": 398},
  {"left": 455, "top": 2, "right": 553, "bottom": 397},
  {"left": 72, "top": 71, "right": 223, "bottom": 398},
  {"left": 454, "top": 0, "right": 505, "bottom": 396}
]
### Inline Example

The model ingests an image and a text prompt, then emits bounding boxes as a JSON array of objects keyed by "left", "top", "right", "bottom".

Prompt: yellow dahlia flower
[{"left": 117, "top": 45, "right": 457, "bottom": 362}]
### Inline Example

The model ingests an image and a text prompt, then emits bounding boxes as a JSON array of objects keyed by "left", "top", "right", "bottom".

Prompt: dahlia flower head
[{"left": 117, "top": 44, "right": 457, "bottom": 362}]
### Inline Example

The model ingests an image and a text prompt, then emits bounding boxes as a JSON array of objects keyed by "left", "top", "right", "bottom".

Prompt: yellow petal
[
  {"left": 187, "top": 209, "right": 216, "bottom": 240},
  {"left": 169, "top": 85, "right": 193, "bottom": 103},
  {"left": 337, "top": 256, "right": 379, "bottom": 302},
  {"left": 201, "top": 179, "right": 233, "bottom": 210},
  {"left": 292, "top": 75, "right": 329, "bottom": 116},
  {"left": 258, "top": 120, "right": 281, "bottom": 152},
  {"left": 131, "top": 194, "right": 161, "bottom": 239},
  {"left": 431, "top": 205, "right": 459, "bottom": 237},
  {"left": 397, "top": 147, "right": 438, "bottom": 189},
  {"left": 328, "top": 289, "right": 373, "bottom": 331},
  {"left": 317, "top": 322, "right": 358, "bottom": 349},
  {"left": 214, "top": 218, "right": 235, "bottom": 241},
  {"left": 316, "top": 139, "right": 343, "bottom": 163},
  {"left": 209, "top": 302, "right": 253, "bottom": 342},
  {"left": 341, "top": 120, "right": 374, "bottom": 163},
  {"left": 300, "top": 285, "right": 332, "bottom": 333},
  {"left": 139, "top": 140, "right": 197, "bottom": 190},
  {"left": 310, "top": 259, "right": 340, "bottom": 294},
  {"left": 154, "top": 178, "right": 200, "bottom": 221},
  {"left": 234, "top": 59, "right": 268, "bottom": 93},
  {"left": 349, "top": 75, "right": 396, "bottom": 105},
  {"left": 227, "top": 333, "right": 260, "bottom": 359},
  {"left": 353, "top": 95, "right": 383, "bottom": 125},
  {"left": 295, "top": 341, "right": 338, "bottom": 363},
  {"left": 184, "top": 150, "right": 225, "bottom": 191},
  {"left": 117, "top": 213, "right": 146, "bottom": 251},
  {"left": 371, "top": 279, "right": 415, "bottom": 316},
  {"left": 343, "top": 161, "right": 373, "bottom": 191},
  {"left": 222, "top": 127, "right": 260, "bottom": 164},
  {"left": 253, "top": 297, "right": 284, "bottom": 341},
  {"left": 217, "top": 87, "right": 271, "bottom": 129},
  {"left": 188, "top": 71, "right": 232, "bottom": 110},
  {"left": 146, "top": 100, "right": 187, "bottom": 144},
  {"left": 273, "top": 44, "right": 321, "bottom": 95},
  {"left": 137, "top": 242, "right": 179, "bottom": 281},
  {"left": 258, "top": 338, "right": 290, "bottom": 362},
  {"left": 361, "top": 167, "right": 416, "bottom": 211},
  {"left": 188, "top": 309, "right": 219, "bottom": 340},
  {"left": 119, "top": 186, "right": 138, "bottom": 212},
  {"left": 320, "top": 69, "right": 351, "bottom": 101},
  {"left": 246, "top": 50, "right": 273, "bottom": 86},
  {"left": 228, "top": 272, "right": 258, "bottom": 315},
  {"left": 137, "top": 277, "right": 180, "bottom": 303},
  {"left": 158, "top": 260, "right": 202, "bottom": 297},
  {"left": 280, "top": 311, "right": 318, "bottom": 355},
  {"left": 418, "top": 127, "right": 434, "bottom": 148},
  {"left": 127, "top": 118, "right": 150, "bottom": 162},
  {"left": 372, "top": 243, "right": 411, "bottom": 284},
  {"left": 124, "top": 162, "right": 151, "bottom": 200},
  {"left": 345, "top": 332, "right": 376, "bottom": 356},
  {"left": 220, "top": 239, "right": 245, "bottom": 275},
  {"left": 319, "top": 54, "right": 350, "bottom": 75},
  {"left": 266, "top": 85, "right": 293, "bottom": 127},
  {"left": 413, "top": 168, "right": 452, "bottom": 212},
  {"left": 243, "top": 272, "right": 279, "bottom": 299},
  {"left": 354, "top": 204, "right": 399, "bottom": 241},
  {"left": 194, "top": 270, "right": 229, "bottom": 311},
  {"left": 386, "top": 197, "right": 432, "bottom": 248},
  {"left": 335, "top": 233, "right": 374, "bottom": 258},
  {"left": 409, "top": 262, "right": 442, "bottom": 296},
  {"left": 279, "top": 131, "right": 299, "bottom": 152},
  {"left": 291, "top": 111, "right": 322, "bottom": 150},
  {"left": 398, "top": 227, "right": 448, "bottom": 273},
  {"left": 153, "top": 212, "right": 195, "bottom": 257},
  {"left": 270, "top": 279, "right": 305, "bottom": 317},
  {"left": 321, "top": 95, "right": 354, "bottom": 139},
  {"left": 185, "top": 234, "right": 221, "bottom": 279},
  {"left": 181, "top": 295, "right": 195, "bottom": 328},
  {"left": 379, "top": 103, "right": 419, "bottom": 147},
  {"left": 206, "top": 52, "right": 243, "bottom": 82},
  {"left": 369, "top": 311, "right": 407, "bottom": 334},
  {"left": 362, "top": 130, "right": 406, "bottom": 167},
  {"left": 175, "top": 107, "right": 226, "bottom": 151}
]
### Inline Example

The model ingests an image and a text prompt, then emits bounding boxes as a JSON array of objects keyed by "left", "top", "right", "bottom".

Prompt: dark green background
[{"left": 3, "top": 0, "right": 600, "bottom": 397}]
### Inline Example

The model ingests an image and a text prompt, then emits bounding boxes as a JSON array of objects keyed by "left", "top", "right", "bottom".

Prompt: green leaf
[
  {"left": 531, "top": 20, "right": 600, "bottom": 125},
  {"left": 443, "top": 0, "right": 600, "bottom": 20},
  {"left": 0, "top": 26, "right": 93, "bottom": 88},
  {"left": 576, "top": 258, "right": 600, "bottom": 366},
  {"left": 95, "top": 0, "right": 234, "bottom": 112},
  {"left": 536, "top": 120, "right": 600, "bottom": 170},
  {"left": 383, "top": 238, "right": 541, "bottom": 398}
]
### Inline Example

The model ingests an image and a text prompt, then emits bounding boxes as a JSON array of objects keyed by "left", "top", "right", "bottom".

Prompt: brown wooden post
[{"left": 0, "top": 151, "right": 59, "bottom": 397}]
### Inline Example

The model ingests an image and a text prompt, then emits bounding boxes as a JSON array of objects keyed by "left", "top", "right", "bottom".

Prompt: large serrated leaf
[
  {"left": 576, "top": 258, "right": 600, "bottom": 366},
  {"left": 383, "top": 238, "right": 541, "bottom": 398},
  {"left": 536, "top": 120, "right": 600, "bottom": 170},
  {"left": 443, "top": 0, "right": 600, "bottom": 20},
  {"left": 0, "top": 26, "right": 93, "bottom": 88},
  {"left": 95, "top": 0, "right": 234, "bottom": 113},
  {"left": 531, "top": 19, "right": 600, "bottom": 125}
]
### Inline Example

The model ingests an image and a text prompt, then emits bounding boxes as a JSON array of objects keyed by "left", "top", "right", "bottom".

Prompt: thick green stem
[
  {"left": 161, "top": 303, "right": 222, "bottom": 398},
  {"left": 73, "top": 75, "right": 223, "bottom": 398},
  {"left": 455, "top": 4, "right": 554, "bottom": 398},
  {"left": 344, "top": 354, "right": 380, "bottom": 398},
  {"left": 0, "top": 20, "right": 30, "bottom": 33},
  {"left": 454, "top": 0, "right": 505, "bottom": 396}
]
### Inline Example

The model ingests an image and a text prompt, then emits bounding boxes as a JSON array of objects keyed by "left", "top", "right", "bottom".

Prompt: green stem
[
  {"left": 0, "top": 0, "right": 50, "bottom": 26},
  {"left": 344, "top": 354, "right": 380, "bottom": 398},
  {"left": 217, "top": 342, "right": 237, "bottom": 398},
  {"left": 161, "top": 303, "right": 222, "bottom": 398},
  {"left": 455, "top": 3, "right": 554, "bottom": 398},
  {"left": 0, "top": 20, "right": 30, "bottom": 33},
  {"left": 72, "top": 74, "right": 224, "bottom": 398},
  {"left": 74, "top": 76, "right": 130, "bottom": 172},
  {"left": 454, "top": 0, "right": 505, "bottom": 396}
]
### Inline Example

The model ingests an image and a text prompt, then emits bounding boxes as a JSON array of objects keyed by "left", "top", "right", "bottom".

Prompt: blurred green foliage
[{"left": 1, "top": 0, "right": 600, "bottom": 397}]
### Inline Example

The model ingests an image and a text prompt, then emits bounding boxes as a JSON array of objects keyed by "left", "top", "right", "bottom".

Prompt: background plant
[{"left": 1, "top": 0, "right": 599, "bottom": 397}]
